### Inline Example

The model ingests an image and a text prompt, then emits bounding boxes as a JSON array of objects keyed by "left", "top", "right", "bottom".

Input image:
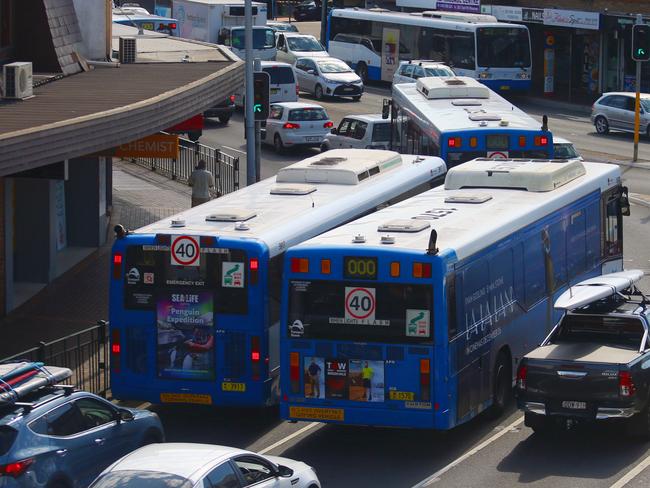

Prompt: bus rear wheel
[{"left": 486, "top": 353, "right": 511, "bottom": 419}]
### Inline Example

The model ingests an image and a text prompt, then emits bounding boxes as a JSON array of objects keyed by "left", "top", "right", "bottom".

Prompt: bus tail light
[
  {"left": 619, "top": 371, "right": 636, "bottom": 397},
  {"left": 420, "top": 359, "right": 430, "bottom": 402},
  {"left": 290, "top": 352, "right": 300, "bottom": 393},
  {"left": 469, "top": 137, "right": 477, "bottom": 148},
  {"left": 447, "top": 137, "right": 461, "bottom": 148},
  {"left": 321, "top": 259, "right": 331, "bottom": 274},
  {"left": 534, "top": 136, "right": 548, "bottom": 146},
  {"left": 250, "top": 258, "right": 259, "bottom": 285},
  {"left": 519, "top": 136, "right": 527, "bottom": 147},
  {"left": 168, "top": 23, "right": 177, "bottom": 30},
  {"left": 516, "top": 364, "right": 527, "bottom": 390},
  {"left": 413, "top": 262, "right": 431, "bottom": 278},
  {"left": 112, "top": 253, "right": 123, "bottom": 280},
  {"left": 291, "top": 258, "right": 309, "bottom": 273},
  {"left": 390, "top": 261, "right": 400, "bottom": 277},
  {"left": 111, "top": 329, "right": 121, "bottom": 374},
  {"left": 251, "top": 336, "right": 261, "bottom": 381}
]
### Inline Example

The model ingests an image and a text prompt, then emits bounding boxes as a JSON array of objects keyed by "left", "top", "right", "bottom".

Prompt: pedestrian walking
[{"left": 189, "top": 160, "right": 215, "bottom": 207}]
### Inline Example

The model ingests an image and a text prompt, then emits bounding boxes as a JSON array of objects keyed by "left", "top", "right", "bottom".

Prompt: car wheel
[
  {"left": 274, "top": 134, "right": 284, "bottom": 153},
  {"left": 627, "top": 404, "right": 650, "bottom": 440},
  {"left": 218, "top": 114, "right": 231, "bottom": 124},
  {"left": 355, "top": 62, "right": 368, "bottom": 83},
  {"left": 320, "top": 142, "right": 330, "bottom": 152},
  {"left": 352, "top": 95, "right": 361, "bottom": 102},
  {"left": 595, "top": 115, "right": 609, "bottom": 134},
  {"left": 314, "top": 84, "right": 324, "bottom": 100},
  {"left": 485, "top": 353, "right": 511, "bottom": 419}
]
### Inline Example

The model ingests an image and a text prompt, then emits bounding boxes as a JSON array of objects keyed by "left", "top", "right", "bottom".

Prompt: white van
[{"left": 235, "top": 61, "right": 298, "bottom": 107}]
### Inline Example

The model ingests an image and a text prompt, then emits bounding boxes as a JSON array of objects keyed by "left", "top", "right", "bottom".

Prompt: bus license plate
[
  {"left": 160, "top": 393, "right": 212, "bottom": 405},
  {"left": 289, "top": 406, "right": 344, "bottom": 421},
  {"left": 142, "top": 22, "right": 154, "bottom": 31},
  {"left": 561, "top": 400, "right": 586, "bottom": 410},
  {"left": 389, "top": 391, "right": 414, "bottom": 401},
  {"left": 500, "top": 85, "right": 510, "bottom": 91},
  {"left": 222, "top": 382, "right": 246, "bottom": 392}
]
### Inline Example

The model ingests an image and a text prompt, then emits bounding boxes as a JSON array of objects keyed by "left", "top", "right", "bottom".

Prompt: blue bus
[
  {"left": 391, "top": 76, "right": 553, "bottom": 167},
  {"left": 280, "top": 158, "right": 628, "bottom": 428},
  {"left": 109, "top": 150, "right": 446, "bottom": 407}
]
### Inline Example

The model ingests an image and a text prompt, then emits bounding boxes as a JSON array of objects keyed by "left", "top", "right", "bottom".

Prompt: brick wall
[
  {"left": 43, "top": 0, "right": 83, "bottom": 75},
  {"left": 488, "top": 1, "right": 650, "bottom": 15}
]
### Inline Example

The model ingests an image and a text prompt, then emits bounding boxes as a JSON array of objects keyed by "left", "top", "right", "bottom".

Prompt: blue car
[{"left": 0, "top": 386, "right": 164, "bottom": 488}]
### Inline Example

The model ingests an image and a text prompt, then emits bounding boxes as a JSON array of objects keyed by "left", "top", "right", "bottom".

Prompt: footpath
[{"left": 0, "top": 160, "right": 192, "bottom": 359}]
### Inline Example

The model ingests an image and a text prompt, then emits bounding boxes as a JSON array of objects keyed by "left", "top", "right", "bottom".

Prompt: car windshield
[
  {"left": 477, "top": 27, "right": 531, "bottom": 68},
  {"left": 89, "top": 471, "right": 193, "bottom": 488},
  {"left": 287, "top": 36, "right": 323, "bottom": 52},
  {"left": 425, "top": 66, "right": 454, "bottom": 76},
  {"left": 273, "top": 23, "right": 298, "bottom": 32},
  {"left": 231, "top": 28, "right": 276, "bottom": 50},
  {"left": 642, "top": 99, "right": 650, "bottom": 112},
  {"left": 554, "top": 143, "right": 579, "bottom": 159},
  {"left": 317, "top": 60, "right": 351, "bottom": 73},
  {"left": 289, "top": 108, "right": 328, "bottom": 121}
]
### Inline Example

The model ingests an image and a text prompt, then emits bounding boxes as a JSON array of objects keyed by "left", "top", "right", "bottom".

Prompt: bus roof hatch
[{"left": 417, "top": 76, "right": 490, "bottom": 100}]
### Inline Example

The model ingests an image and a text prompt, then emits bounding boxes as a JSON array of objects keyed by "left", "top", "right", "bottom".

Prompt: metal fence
[
  {"left": 131, "top": 135, "right": 240, "bottom": 197},
  {"left": 1, "top": 321, "right": 110, "bottom": 398}
]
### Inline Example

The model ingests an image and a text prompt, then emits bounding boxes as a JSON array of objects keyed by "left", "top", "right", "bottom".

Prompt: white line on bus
[
  {"left": 610, "top": 453, "right": 650, "bottom": 488},
  {"left": 411, "top": 415, "right": 525, "bottom": 488},
  {"left": 257, "top": 422, "right": 321, "bottom": 455}
]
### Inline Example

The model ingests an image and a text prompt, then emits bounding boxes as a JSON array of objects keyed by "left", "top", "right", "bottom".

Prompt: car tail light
[
  {"left": 251, "top": 336, "right": 261, "bottom": 381},
  {"left": 534, "top": 136, "right": 548, "bottom": 146},
  {"left": 229, "top": 95, "right": 235, "bottom": 103},
  {"left": 420, "top": 359, "right": 430, "bottom": 402},
  {"left": 283, "top": 122, "right": 300, "bottom": 129},
  {"left": 291, "top": 258, "right": 309, "bottom": 273},
  {"left": 169, "top": 23, "right": 177, "bottom": 29},
  {"left": 619, "top": 371, "right": 636, "bottom": 397},
  {"left": 0, "top": 458, "right": 33, "bottom": 478},
  {"left": 112, "top": 252, "right": 123, "bottom": 280},
  {"left": 324, "top": 121, "right": 333, "bottom": 128},
  {"left": 290, "top": 352, "right": 300, "bottom": 393},
  {"left": 412, "top": 262, "right": 431, "bottom": 278},
  {"left": 516, "top": 364, "right": 527, "bottom": 390},
  {"left": 250, "top": 258, "right": 259, "bottom": 285},
  {"left": 111, "top": 329, "right": 121, "bottom": 374}
]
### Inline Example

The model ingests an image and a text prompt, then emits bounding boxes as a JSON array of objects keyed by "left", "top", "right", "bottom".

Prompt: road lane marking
[
  {"left": 222, "top": 145, "right": 247, "bottom": 155},
  {"left": 610, "top": 453, "right": 650, "bottom": 488},
  {"left": 411, "top": 415, "right": 525, "bottom": 487},
  {"left": 257, "top": 422, "right": 321, "bottom": 455}
]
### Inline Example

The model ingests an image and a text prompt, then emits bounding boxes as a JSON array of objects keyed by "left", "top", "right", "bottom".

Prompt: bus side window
[
  {"left": 447, "top": 273, "right": 457, "bottom": 339},
  {"left": 567, "top": 209, "right": 587, "bottom": 280},
  {"left": 602, "top": 188, "right": 623, "bottom": 258},
  {"left": 548, "top": 219, "right": 567, "bottom": 290},
  {"left": 585, "top": 201, "right": 600, "bottom": 269},
  {"left": 523, "top": 234, "right": 545, "bottom": 307}
]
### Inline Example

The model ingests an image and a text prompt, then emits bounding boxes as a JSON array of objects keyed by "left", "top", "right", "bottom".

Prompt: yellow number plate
[
  {"left": 160, "top": 393, "right": 212, "bottom": 405},
  {"left": 500, "top": 85, "right": 510, "bottom": 90},
  {"left": 289, "top": 406, "right": 344, "bottom": 421},
  {"left": 222, "top": 382, "right": 246, "bottom": 392},
  {"left": 389, "top": 391, "right": 415, "bottom": 401}
]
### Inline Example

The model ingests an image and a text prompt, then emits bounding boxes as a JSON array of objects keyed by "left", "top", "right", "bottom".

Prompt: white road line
[
  {"left": 222, "top": 146, "right": 247, "bottom": 155},
  {"left": 610, "top": 453, "right": 650, "bottom": 488},
  {"left": 257, "top": 422, "right": 320, "bottom": 455},
  {"left": 411, "top": 416, "right": 525, "bottom": 488}
]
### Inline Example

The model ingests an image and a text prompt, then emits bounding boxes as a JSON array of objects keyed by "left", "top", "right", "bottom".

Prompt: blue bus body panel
[{"left": 480, "top": 79, "right": 532, "bottom": 92}]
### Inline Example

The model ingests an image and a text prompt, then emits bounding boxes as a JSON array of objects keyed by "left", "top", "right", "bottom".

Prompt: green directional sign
[
  {"left": 632, "top": 24, "right": 650, "bottom": 62},
  {"left": 252, "top": 71, "right": 270, "bottom": 121}
]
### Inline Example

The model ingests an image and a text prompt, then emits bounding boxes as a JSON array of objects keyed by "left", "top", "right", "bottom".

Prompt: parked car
[
  {"left": 294, "top": 57, "right": 363, "bottom": 101},
  {"left": 553, "top": 136, "right": 583, "bottom": 161},
  {"left": 392, "top": 60, "right": 455, "bottom": 84},
  {"left": 89, "top": 443, "right": 321, "bottom": 488},
  {"left": 275, "top": 33, "right": 329, "bottom": 65},
  {"left": 204, "top": 95, "right": 235, "bottom": 124},
  {"left": 321, "top": 113, "right": 390, "bottom": 151},
  {"left": 267, "top": 20, "right": 299, "bottom": 33},
  {"left": 235, "top": 61, "right": 298, "bottom": 107},
  {"left": 0, "top": 382, "right": 163, "bottom": 488},
  {"left": 292, "top": 1, "right": 330, "bottom": 22},
  {"left": 591, "top": 91, "right": 650, "bottom": 137},
  {"left": 516, "top": 270, "right": 650, "bottom": 438},
  {"left": 262, "top": 102, "right": 333, "bottom": 152}
]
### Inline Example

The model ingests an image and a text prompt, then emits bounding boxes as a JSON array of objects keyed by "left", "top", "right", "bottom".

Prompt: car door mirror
[
  {"left": 277, "top": 465, "right": 294, "bottom": 478},
  {"left": 307, "top": 69, "right": 315, "bottom": 75},
  {"left": 118, "top": 409, "right": 134, "bottom": 422},
  {"left": 330, "top": 128, "right": 337, "bottom": 134}
]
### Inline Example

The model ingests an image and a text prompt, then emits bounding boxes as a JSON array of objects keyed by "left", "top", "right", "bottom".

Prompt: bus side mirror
[
  {"left": 382, "top": 98, "right": 390, "bottom": 119},
  {"left": 620, "top": 186, "right": 631, "bottom": 216}
]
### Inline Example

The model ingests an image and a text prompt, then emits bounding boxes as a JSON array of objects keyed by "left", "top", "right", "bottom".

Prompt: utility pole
[
  {"left": 631, "top": 14, "right": 650, "bottom": 162},
  {"left": 245, "top": 0, "right": 256, "bottom": 184},
  {"left": 320, "top": 1, "right": 328, "bottom": 45},
  {"left": 254, "top": 58, "right": 262, "bottom": 182}
]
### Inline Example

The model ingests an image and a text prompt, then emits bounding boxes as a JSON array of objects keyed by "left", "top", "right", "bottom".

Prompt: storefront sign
[
  {"left": 114, "top": 134, "right": 179, "bottom": 159},
  {"left": 436, "top": 0, "right": 480, "bottom": 14},
  {"left": 544, "top": 9, "right": 600, "bottom": 30},
  {"left": 522, "top": 8, "right": 544, "bottom": 24},
  {"left": 490, "top": 6, "right": 522, "bottom": 22}
]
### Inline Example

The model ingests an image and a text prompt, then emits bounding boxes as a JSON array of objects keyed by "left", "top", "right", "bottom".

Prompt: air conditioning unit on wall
[{"left": 2, "top": 62, "right": 33, "bottom": 100}]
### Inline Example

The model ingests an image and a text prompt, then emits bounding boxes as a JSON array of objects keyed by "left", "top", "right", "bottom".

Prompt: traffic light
[
  {"left": 632, "top": 24, "right": 650, "bottom": 62},
  {"left": 253, "top": 71, "right": 270, "bottom": 121}
]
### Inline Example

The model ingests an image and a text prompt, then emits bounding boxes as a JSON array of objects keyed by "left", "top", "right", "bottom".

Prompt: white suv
[
  {"left": 321, "top": 114, "right": 391, "bottom": 152},
  {"left": 393, "top": 60, "right": 455, "bottom": 85}
]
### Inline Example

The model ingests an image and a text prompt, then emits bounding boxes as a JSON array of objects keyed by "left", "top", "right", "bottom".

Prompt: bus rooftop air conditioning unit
[
  {"left": 3, "top": 62, "right": 33, "bottom": 100},
  {"left": 119, "top": 36, "right": 137, "bottom": 64}
]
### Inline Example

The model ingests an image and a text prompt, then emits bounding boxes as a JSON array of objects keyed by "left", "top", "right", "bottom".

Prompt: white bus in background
[{"left": 326, "top": 8, "right": 531, "bottom": 92}]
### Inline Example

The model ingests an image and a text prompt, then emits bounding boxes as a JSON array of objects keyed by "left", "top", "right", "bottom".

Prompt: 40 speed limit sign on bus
[
  {"left": 171, "top": 235, "right": 200, "bottom": 266},
  {"left": 345, "top": 287, "right": 376, "bottom": 323}
]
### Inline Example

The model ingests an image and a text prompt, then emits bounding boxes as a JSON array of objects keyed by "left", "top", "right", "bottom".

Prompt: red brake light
[
  {"left": 111, "top": 329, "right": 121, "bottom": 374},
  {"left": 283, "top": 122, "right": 300, "bottom": 129},
  {"left": 447, "top": 137, "right": 461, "bottom": 148},
  {"left": 251, "top": 336, "right": 261, "bottom": 381},
  {"left": 324, "top": 121, "right": 333, "bottom": 128},
  {"left": 169, "top": 23, "right": 177, "bottom": 29},
  {"left": 250, "top": 258, "right": 259, "bottom": 271},
  {"left": 619, "top": 371, "right": 636, "bottom": 397},
  {"left": 534, "top": 135, "right": 549, "bottom": 146},
  {"left": 0, "top": 458, "right": 34, "bottom": 477},
  {"left": 249, "top": 258, "right": 259, "bottom": 285},
  {"left": 290, "top": 258, "right": 309, "bottom": 273},
  {"left": 516, "top": 364, "right": 527, "bottom": 390},
  {"left": 229, "top": 95, "right": 235, "bottom": 103},
  {"left": 112, "top": 252, "right": 123, "bottom": 280}
]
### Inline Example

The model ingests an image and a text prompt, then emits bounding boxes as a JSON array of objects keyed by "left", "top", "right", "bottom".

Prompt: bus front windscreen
[
  {"left": 287, "top": 280, "right": 433, "bottom": 344},
  {"left": 476, "top": 27, "right": 531, "bottom": 68},
  {"left": 231, "top": 28, "right": 276, "bottom": 50}
]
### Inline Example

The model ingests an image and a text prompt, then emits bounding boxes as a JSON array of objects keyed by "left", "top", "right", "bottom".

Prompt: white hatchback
[
  {"left": 89, "top": 443, "right": 321, "bottom": 488},
  {"left": 275, "top": 33, "right": 329, "bottom": 65},
  {"left": 294, "top": 57, "right": 363, "bottom": 101},
  {"left": 263, "top": 102, "right": 333, "bottom": 152}
]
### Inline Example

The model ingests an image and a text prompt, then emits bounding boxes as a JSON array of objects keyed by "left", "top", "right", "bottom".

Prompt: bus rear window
[{"left": 287, "top": 280, "right": 433, "bottom": 344}]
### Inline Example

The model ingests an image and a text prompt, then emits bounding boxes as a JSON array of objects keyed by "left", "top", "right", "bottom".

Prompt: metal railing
[
  {"left": 131, "top": 135, "right": 240, "bottom": 197},
  {"left": 1, "top": 321, "right": 110, "bottom": 398}
]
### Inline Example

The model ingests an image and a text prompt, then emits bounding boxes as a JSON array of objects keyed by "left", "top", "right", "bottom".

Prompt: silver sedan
[{"left": 294, "top": 57, "right": 364, "bottom": 101}]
